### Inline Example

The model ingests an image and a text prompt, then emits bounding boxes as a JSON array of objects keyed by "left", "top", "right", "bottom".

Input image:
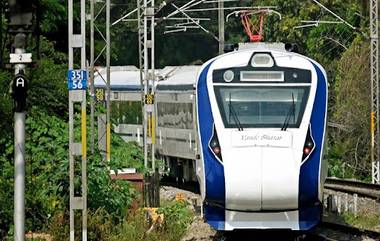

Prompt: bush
[
  {"left": 110, "top": 200, "right": 194, "bottom": 241},
  {"left": 47, "top": 200, "right": 194, "bottom": 241},
  {"left": 0, "top": 108, "right": 144, "bottom": 236},
  {"left": 157, "top": 200, "right": 193, "bottom": 238},
  {"left": 49, "top": 209, "right": 114, "bottom": 241}
]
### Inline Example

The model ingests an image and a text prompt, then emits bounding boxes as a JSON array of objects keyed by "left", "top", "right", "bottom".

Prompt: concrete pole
[{"left": 218, "top": 0, "right": 224, "bottom": 55}]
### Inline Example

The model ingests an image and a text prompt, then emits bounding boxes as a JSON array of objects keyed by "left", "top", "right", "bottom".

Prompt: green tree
[{"left": 329, "top": 36, "right": 371, "bottom": 179}]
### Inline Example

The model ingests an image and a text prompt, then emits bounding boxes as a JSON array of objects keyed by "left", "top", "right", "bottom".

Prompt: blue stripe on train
[
  {"left": 197, "top": 62, "right": 226, "bottom": 230},
  {"left": 299, "top": 62, "right": 327, "bottom": 230}
]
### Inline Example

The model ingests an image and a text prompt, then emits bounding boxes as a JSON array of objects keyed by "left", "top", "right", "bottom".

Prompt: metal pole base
[{"left": 14, "top": 112, "right": 25, "bottom": 241}]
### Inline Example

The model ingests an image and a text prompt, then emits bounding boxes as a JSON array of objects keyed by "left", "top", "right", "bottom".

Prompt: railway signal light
[{"left": 7, "top": 0, "right": 34, "bottom": 30}]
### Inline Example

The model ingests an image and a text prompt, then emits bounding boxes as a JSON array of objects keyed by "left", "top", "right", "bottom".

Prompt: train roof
[
  {"left": 156, "top": 65, "right": 201, "bottom": 91},
  {"left": 94, "top": 66, "right": 141, "bottom": 91},
  {"left": 94, "top": 65, "right": 201, "bottom": 92}
]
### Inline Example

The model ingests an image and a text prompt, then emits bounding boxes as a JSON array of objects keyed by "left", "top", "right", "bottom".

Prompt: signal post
[{"left": 7, "top": 0, "right": 34, "bottom": 240}]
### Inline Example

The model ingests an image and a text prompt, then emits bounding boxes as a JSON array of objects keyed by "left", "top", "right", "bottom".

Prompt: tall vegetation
[{"left": 329, "top": 36, "right": 371, "bottom": 179}]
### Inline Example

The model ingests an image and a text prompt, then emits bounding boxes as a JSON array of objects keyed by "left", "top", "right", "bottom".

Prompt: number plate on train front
[{"left": 231, "top": 131, "right": 293, "bottom": 148}]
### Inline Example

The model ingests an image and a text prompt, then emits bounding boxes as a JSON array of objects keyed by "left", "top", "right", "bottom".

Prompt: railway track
[
  {"left": 324, "top": 177, "right": 380, "bottom": 200},
  {"left": 210, "top": 222, "right": 380, "bottom": 241},
  {"left": 318, "top": 221, "right": 380, "bottom": 241},
  {"left": 162, "top": 184, "right": 380, "bottom": 241},
  {"left": 213, "top": 225, "right": 380, "bottom": 241}
]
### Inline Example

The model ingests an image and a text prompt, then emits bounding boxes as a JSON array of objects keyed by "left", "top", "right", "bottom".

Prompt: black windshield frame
[{"left": 214, "top": 86, "right": 310, "bottom": 129}]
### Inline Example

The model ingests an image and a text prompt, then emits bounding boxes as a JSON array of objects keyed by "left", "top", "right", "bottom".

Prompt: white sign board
[
  {"left": 10, "top": 53, "right": 32, "bottom": 64},
  {"left": 231, "top": 130, "right": 293, "bottom": 148}
]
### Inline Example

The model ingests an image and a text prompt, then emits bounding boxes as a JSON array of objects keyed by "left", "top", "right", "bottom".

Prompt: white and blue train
[
  {"left": 196, "top": 43, "right": 328, "bottom": 231},
  {"left": 94, "top": 43, "right": 328, "bottom": 232}
]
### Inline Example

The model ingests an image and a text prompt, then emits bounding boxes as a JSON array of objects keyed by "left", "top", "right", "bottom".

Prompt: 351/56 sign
[{"left": 67, "top": 70, "right": 88, "bottom": 90}]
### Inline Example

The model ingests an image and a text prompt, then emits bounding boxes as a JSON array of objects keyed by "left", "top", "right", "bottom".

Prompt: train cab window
[{"left": 214, "top": 86, "right": 310, "bottom": 128}]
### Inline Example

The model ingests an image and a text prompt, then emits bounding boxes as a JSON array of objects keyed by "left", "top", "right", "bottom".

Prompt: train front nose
[
  {"left": 223, "top": 147, "right": 262, "bottom": 211},
  {"left": 261, "top": 147, "right": 299, "bottom": 210},
  {"left": 223, "top": 131, "right": 299, "bottom": 211}
]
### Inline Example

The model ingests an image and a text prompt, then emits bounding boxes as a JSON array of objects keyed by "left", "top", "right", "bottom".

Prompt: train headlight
[
  {"left": 303, "top": 147, "right": 312, "bottom": 155},
  {"left": 212, "top": 146, "right": 221, "bottom": 155},
  {"left": 209, "top": 126, "right": 223, "bottom": 162},
  {"left": 302, "top": 127, "right": 315, "bottom": 162},
  {"left": 210, "top": 139, "right": 219, "bottom": 148},
  {"left": 251, "top": 53, "right": 274, "bottom": 68},
  {"left": 223, "top": 70, "right": 234, "bottom": 82}
]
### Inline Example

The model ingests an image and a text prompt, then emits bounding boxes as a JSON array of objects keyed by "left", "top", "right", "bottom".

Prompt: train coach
[
  {"left": 196, "top": 43, "right": 328, "bottom": 231},
  {"left": 93, "top": 43, "right": 328, "bottom": 232},
  {"left": 94, "top": 65, "right": 202, "bottom": 182}
]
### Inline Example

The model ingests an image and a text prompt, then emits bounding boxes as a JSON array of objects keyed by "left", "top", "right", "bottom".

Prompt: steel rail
[
  {"left": 320, "top": 221, "right": 380, "bottom": 240},
  {"left": 324, "top": 177, "right": 380, "bottom": 200}
]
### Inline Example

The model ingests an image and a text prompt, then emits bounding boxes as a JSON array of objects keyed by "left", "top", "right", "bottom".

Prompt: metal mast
[
  {"left": 218, "top": 0, "right": 224, "bottom": 54},
  {"left": 106, "top": 0, "right": 111, "bottom": 163},
  {"left": 89, "top": 0, "right": 111, "bottom": 158},
  {"left": 90, "top": 0, "right": 95, "bottom": 155},
  {"left": 137, "top": 0, "right": 156, "bottom": 169},
  {"left": 150, "top": 0, "right": 156, "bottom": 170},
  {"left": 370, "top": 0, "right": 380, "bottom": 184},
  {"left": 68, "top": 0, "right": 87, "bottom": 239}
]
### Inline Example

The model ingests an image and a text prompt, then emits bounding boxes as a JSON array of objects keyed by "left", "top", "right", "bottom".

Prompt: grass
[
  {"left": 46, "top": 199, "right": 194, "bottom": 241},
  {"left": 324, "top": 210, "right": 380, "bottom": 232},
  {"left": 341, "top": 212, "right": 380, "bottom": 231},
  {"left": 111, "top": 200, "right": 194, "bottom": 241}
]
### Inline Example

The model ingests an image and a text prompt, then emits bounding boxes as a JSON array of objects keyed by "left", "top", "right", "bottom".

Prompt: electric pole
[
  {"left": 90, "top": 0, "right": 95, "bottom": 155},
  {"left": 68, "top": 0, "right": 87, "bottom": 239},
  {"left": 370, "top": 0, "right": 380, "bottom": 184},
  {"left": 218, "top": 0, "right": 224, "bottom": 54},
  {"left": 106, "top": 0, "right": 111, "bottom": 163},
  {"left": 137, "top": 0, "right": 156, "bottom": 170},
  {"left": 88, "top": 0, "right": 111, "bottom": 159}
]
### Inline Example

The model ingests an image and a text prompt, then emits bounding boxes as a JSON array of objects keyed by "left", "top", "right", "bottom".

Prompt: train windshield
[{"left": 214, "top": 86, "right": 310, "bottom": 128}]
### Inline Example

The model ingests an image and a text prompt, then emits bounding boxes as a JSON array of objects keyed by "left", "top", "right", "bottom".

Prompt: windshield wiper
[
  {"left": 229, "top": 93, "right": 244, "bottom": 131},
  {"left": 281, "top": 93, "right": 295, "bottom": 131}
]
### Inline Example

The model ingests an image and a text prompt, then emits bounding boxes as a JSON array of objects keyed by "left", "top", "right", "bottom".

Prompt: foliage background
[{"left": 0, "top": 0, "right": 374, "bottom": 238}]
